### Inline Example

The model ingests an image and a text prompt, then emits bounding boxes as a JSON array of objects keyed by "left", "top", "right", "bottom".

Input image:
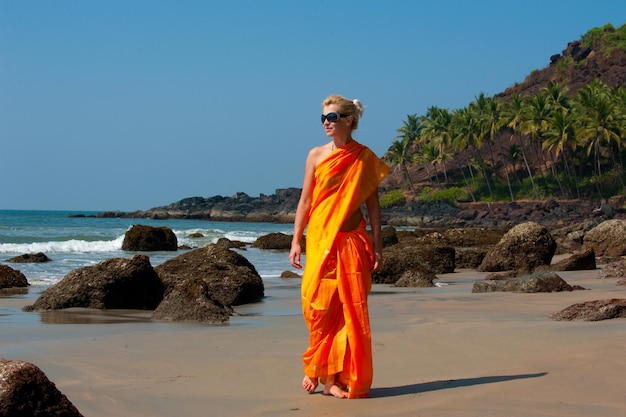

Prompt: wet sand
[{"left": 1, "top": 268, "right": 625, "bottom": 417}]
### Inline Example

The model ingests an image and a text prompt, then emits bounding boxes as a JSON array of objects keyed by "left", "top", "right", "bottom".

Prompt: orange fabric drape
[{"left": 301, "top": 140, "right": 389, "bottom": 398}]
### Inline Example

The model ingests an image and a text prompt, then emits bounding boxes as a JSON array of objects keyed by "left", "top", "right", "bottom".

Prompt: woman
[{"left": 289, "top": 94, "right": 389, "bottom": 398}]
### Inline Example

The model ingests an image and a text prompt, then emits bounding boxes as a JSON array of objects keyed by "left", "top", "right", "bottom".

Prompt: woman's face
[{"left": 322, "top": 104, "right": 351, "bottom": 138}]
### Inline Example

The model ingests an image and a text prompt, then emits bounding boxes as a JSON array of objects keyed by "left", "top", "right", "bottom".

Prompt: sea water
[{"left": 0, "top": 210, "right": 301, "bottom": 313}]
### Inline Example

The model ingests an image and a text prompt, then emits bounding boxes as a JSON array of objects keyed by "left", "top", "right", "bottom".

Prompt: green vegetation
[
  {"left": 581, "top": 23, "right": 626, "bottom": 55},
  {"left": 379, "top": 189, "right": 406, "bottom": 208}
]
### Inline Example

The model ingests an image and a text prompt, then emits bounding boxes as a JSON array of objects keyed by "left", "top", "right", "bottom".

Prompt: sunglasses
[{"left": 321, "top": 112, "right": 349, "bottom": 123}]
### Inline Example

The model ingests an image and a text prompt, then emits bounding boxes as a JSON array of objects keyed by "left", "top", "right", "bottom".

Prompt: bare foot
[
  {"left": 323, "top": 383, "right": 348, "bottom": 398},
  {"left": 302, "top": 375, "right": 318, "bottom": 393}
]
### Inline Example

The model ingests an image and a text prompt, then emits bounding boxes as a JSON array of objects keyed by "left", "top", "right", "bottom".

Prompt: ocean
[{"left": 0, "top": 210, "right": 302, "bottom": 317}]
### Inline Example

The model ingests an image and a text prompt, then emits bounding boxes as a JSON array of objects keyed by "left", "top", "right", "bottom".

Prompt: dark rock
[
  {"left": 122, "top": 224, "right": 178, "bottom": 251},
  {"left": 550, "top": 298, "right": 626, "bottom": 321},
  {"left": 455, "top": 247, "right": 488, "bottom": 269},
  {"left": 381, "top": 226, "right": 399, "bottom": 247},
  {"left": 394, "top": 266, "right": 437, "bottom": 287},
  {"left": 472, "top": 270, "right": 574, "bottom": 293},
  {"left": 0, "top": 358, "right": 84, "bottom": 417},
  {"left": 545, "top": 247, "right": 596, "bottom": 271},
  {"left": 252, "top": 232, "right": 292, "bottom": 250},
  {"left": 478, "top": 222, "right": 556, "bottom": 272},
  {"left": 583, "top": 219, "right": 626, "bottom": 257},
  {"left": 5, "top": 252, "right": 52, "bottom": 263},
  {"left": 374, "top": 245, "right": 454, "bottom": 284},
  {"left": 23, "top": 255, "right": 164, "bottom": 311},
  {"left": 216, "top": 237, "right": 247, "bottom": 249},
  {"left": 280, "top": 270, "right": 301, "bottom": 278},
  {"left": 152, "top": 277, "right": 231, "bottom": 324},
  {"left": 0, "top": 264, "right": 29, "bottom": 289},
  {"left": 187, "top": 232, "right": 204, "bottom": 238},
  {"left": 155, "top": 244, "right": 263, "bottom": 307}
]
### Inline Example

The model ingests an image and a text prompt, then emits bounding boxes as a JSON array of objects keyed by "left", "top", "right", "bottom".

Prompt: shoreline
[{"left": 2, "top": 268, "right": 625, "bottom": 416}]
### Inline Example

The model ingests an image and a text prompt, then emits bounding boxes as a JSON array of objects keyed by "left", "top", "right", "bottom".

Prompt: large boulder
[
  {"left": 0, "top": 358, "right": 84, "bottom": 417},
  {"left": 550, "top": 299, "right": 626, "bottom": 321},
  {"left": 152, "top": 277, "right": 231, "bottom": 324},
  {"left": 155, "top": 244, "right": 264, "bottom": 307},
  {"left": 472, "top": 270, "right": 574, "bottom": 293},
  {"left": 374, "top": 245, "right": 454, "bottom": 284},
  {"left": 23, "top": 255, "right": 164, "bottom": 311},
  {"left": 583, "top": 219, "right": 626, "bottom": 257},
  {"left": 0, "top": 264, "right": 29, "bottom": 289},
  {"left": 122, "top": 224, "right": 178, "bottom": 251},
  {"left": 478, "top": 222, "right": 556, "bottom": 272}
]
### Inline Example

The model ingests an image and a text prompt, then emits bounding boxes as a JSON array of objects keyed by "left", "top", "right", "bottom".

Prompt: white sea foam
[{"left": 0, "top": 235, "right": 125, "bottom": 254}]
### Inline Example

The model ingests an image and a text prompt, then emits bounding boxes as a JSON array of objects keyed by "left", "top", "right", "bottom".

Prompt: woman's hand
[{"left": 290, "top": 243, "right": 303, "bottom": 269}]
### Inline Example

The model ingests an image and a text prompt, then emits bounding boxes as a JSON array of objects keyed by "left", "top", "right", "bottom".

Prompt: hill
[{"left": 381, "top": 23, "right": 626, "bottom": 201}]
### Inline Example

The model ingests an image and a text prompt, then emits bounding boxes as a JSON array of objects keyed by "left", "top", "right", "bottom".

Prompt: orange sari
[{"left": 301, "top": 140, "right": 389, "bottom": 398}]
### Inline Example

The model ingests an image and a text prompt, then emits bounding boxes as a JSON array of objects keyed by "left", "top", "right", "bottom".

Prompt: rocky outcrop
[
  {"left": 543, "top": 247, "right": 596, "bottom": 271},
  {"left": 478, "top": 222, "right": 556, "bottom": 272},
  {"left": 393, "top": 267, "right": 437, "bottom": 288},
  {"left": 472, "top": 270, "right": 574, "bottom": 293},
  {"left": 0, "top": 264, "right": 29, "bottom": 289},
  {"left": 122, "top": 224, "right": 178, "bottom": 251},
  {"left": 550, "top": 299, "right": 626, "bottom": 321},
  {"left": 5, "top": 252, "right": 51, "bottom": 263},
  {"left": 155, "top": 244, "right": 264, "bottom": 307},
  {"left": 583, "top": 219, "right": 626, "bottom": 256},
  {"left": 23, "top": 255, "right": 164, "bottom": 311},
  {"left": 0, "top": 358, "right": 84, "bottom": 417},
  {"left": 100, "top": 189, "right": 301, "bottom": 222}
]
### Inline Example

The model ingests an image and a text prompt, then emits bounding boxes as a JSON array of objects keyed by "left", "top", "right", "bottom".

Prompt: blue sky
[{"left": 2, "top": 1, "right": 626, "bottom": 211}]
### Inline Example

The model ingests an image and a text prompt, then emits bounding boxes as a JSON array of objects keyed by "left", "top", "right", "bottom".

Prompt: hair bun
[{"left": 352, "top": 99, "right": 364, "bottom": 117}]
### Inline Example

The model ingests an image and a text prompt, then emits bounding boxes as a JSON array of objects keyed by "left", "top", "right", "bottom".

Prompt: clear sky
[{"left": 2, "top": 1, "right": 626, "bottom": 211}]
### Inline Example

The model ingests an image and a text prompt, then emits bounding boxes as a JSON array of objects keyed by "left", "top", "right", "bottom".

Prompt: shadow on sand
[{"left": 370, "top": 372, "right": 548, "bottom": 398}]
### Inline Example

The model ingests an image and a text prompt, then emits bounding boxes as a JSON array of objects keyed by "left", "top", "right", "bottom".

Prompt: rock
[
  {"left": 583, "top": 219, "right": 626, "bottom": 257},
  {"left": 0, "top": 264, "right": 29, "bottom": 289},
  {"left": 596, "top": 258, "right": 626, "bottom": 280},
  {"left": 23, "top": 255, "right": 164, "bottom": 311},
  {"left": 187, "top": 232, "right": 204, "bottom": 238},
  {"left": 280, "top": 270, "right": 301, "bottom": 278},
  {"left": 394, "top": 267, "right": 437, "bottom": 287},
  {"left": 381, "top": 226, "right": 399, "bottom": 247},
  {"left": 152, "top": 277, "right": 231, "bottom": 324},
  {"left": 155, "top": 244, "right": 263, "bottom": 307},
  {"left": 550, "top": 299, "right": 626, "bottom": 321},
  {"left": 0, "top": 358, "right": 84, "bottom": 417},
  {"left": 472, "top": 270, "right": 574, "bottom": 293},
  {"left": 478, "top": 222, "right": 556, "bottom": 272},
  {"left": 546, "top": 247, "right": 596, "bottom": 271},
  {"left": 122, "top": 224, "right": 178, "bottom": 251},
  {"left": 5, "top": 252, "right": 52, "bottom": 263},
  {"left": 216, "top": 237, "right": 247, "bottom": 249},
  {"left": 374, "top": 245, "right": 454, "bottom": 284},
  {"left": 455, "top": 247, "right": 488, "bottom": 269},
  {"left": 251, "top": 232, "right": 293, "bottom": 250}
]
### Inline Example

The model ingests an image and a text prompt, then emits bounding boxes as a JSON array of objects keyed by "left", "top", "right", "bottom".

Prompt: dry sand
[{"left": 2, "top": 268, "right": 625, "bottom": 417}]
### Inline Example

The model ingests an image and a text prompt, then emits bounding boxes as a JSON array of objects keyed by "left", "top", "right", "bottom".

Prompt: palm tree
[
  {"left": 386, "top": 135, "right": 417, "bottom": 192},
  {"left": 543, "top": 107, "right": 581, "bottom": 199},
  {"left": 503, "top": 94, "right": 538, "bottom": 198},
  {"left": 576, "top": 80, "right": 622, "bottom": 198},
  {"left": 421, "top": 106, "right": 453, "bottom": 183}
]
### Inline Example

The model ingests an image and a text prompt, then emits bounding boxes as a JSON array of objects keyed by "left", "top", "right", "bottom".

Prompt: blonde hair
[{"left": 322, "top": 94, "right": 364, "bottom": 131}]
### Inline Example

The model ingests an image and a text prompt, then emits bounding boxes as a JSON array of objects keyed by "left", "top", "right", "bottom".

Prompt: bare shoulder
[{"left": 307, "top": 142, "right": 333, "bottom": 167}]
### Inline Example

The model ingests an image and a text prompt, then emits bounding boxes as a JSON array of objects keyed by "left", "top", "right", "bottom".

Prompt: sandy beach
[{"left": 2, "top": 267, "right": 625, "bottom": 417}]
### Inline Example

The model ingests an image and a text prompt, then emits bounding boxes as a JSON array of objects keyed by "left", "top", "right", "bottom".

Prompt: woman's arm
[{"left": 365, "top": 188, "right": 383, "bottom": 272}]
